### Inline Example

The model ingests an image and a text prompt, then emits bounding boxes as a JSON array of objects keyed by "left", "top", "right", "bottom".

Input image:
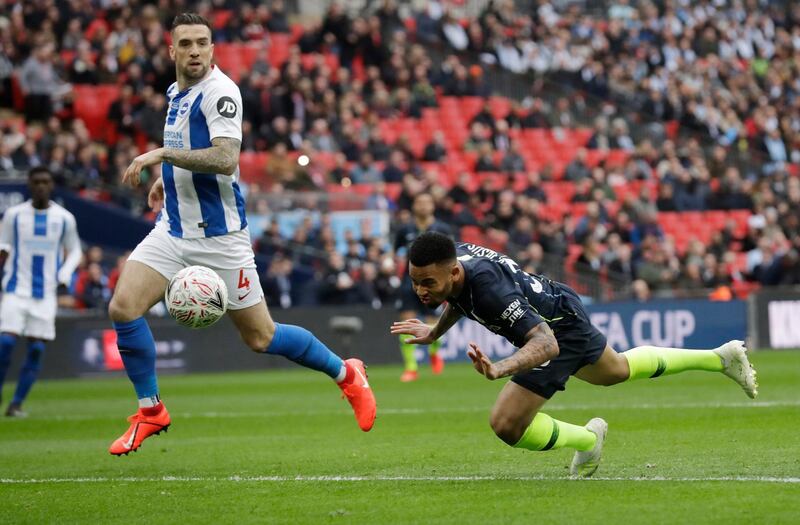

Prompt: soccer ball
[{"left": 165, "top": 266, "right": 228, "bottom": 329}]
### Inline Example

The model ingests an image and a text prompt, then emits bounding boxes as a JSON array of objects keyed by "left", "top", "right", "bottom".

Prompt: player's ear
[{"left": 168, "top": 44, "right": 175, "bottom": 60}]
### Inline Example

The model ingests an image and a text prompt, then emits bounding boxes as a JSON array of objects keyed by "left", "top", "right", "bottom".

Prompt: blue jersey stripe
[
  {"left": 189, "top": 93, "right": 228, "bottom": 236},
  {"left": 34, "top": 211, "right": 47, "bottom": 236},
  {"left": 162, "top": 163, "right": 183, "bottom": 237},
  {"left": 56, "top": 218, "right": 65, "bottom": 273},
  {"left": 166, "top": 89, "right": 192, "bottom": 126},
  {"left": 6, "top": 214, "right": 19, "bottom": 293},
  {"left": 232, "top": 181, "right": 248, "bottom": 229},
  {"left": 31, "top": 255, "right": 45, "bottom": 299}
]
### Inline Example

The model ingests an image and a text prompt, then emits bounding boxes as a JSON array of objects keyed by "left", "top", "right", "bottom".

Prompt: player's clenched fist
[{"left": 123, "top": 148, "right": 164, "bottom": 186}]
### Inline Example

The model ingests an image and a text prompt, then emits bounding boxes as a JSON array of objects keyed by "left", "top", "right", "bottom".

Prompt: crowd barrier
[{"left": 4, "top": 296, "right": 768, "bottom": 380}]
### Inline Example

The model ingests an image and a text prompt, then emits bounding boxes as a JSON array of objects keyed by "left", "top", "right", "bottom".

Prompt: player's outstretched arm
[
  {"left": 468, "top": 323, "right": 559, "bottom": 380},
  {"left": 122, "top": 138, "right": 242, "bottom": 187},
  {"left": 162, "top": 137, "right": 241, "bottom": 176},
  {"left": 390, "top": 303, "right": 462, "bottom": 344}
]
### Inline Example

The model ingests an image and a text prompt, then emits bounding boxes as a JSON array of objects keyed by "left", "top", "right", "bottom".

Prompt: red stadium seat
[
  {"left": 72, "top": 84, "right": 121, "bottom": 141},
  {"left": 460, "top": 225, "right": 483, "bottom": 245},
  {"left": 238, "top": 151, "right": 269, "bottom": 183}
]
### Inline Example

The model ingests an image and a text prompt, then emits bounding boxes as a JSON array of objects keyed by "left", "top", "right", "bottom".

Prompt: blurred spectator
[
  {"left": 351, "top": 151, "right": 383, "bottom": 184},
  {"left": 76, "top": 262, "right": 110, "bottom": 310},
  {"left": 19, "top": 42, "right": 71, "bottom": 122},
  {"left": 262, "top": 255, "right": 294, "bottom": 309},
  {"left": 564, "top": 149, "right": 591, "bottom": 181},
  {"left": 422, "top": 131, "right": 447, "bottom": 162}
]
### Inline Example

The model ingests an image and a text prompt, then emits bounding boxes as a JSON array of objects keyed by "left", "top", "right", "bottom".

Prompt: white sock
[
  {"left": 138, "top": 395, "right": 160, "bottom": 408},
  {"left": 334, "top": 362, "right": 347, "bottom": 383}
]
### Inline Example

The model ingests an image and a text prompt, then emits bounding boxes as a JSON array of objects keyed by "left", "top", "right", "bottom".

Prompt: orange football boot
[
  {"left": 109, "top": 402, "right": 171, "bottom": 456},
  {"left": 400, "top": 370, "right": 418, "bottom": 382},
  {"left": 338, "top": 359, "right": 377, "bottom": 432},
  {"left": 430, "top": 353, "right": 444, "bottom": 375}
]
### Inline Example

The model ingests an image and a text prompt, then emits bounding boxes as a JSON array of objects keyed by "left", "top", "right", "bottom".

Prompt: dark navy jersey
[{"left": 448, "top": 243, "right": 578, "bottom": 348}]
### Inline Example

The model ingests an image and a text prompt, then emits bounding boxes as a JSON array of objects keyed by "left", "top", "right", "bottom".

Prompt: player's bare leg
[
  {"left": 576, "top": 343, "right": 758, "bottom": 398},
  {"left": 109, "top": 261, "right": 169, "bottom": 322},
  {"left": 228, "top": 298, "right": 377, "bottom": 432},
  {"left": 490, "top": 382, "right": 606, "bottom": 478},
  {"left": 573, "top": 346, "right": 630, "bottom": 386},
  {"left": 108, "top": 261, "right": 171, "bottom": 455}
]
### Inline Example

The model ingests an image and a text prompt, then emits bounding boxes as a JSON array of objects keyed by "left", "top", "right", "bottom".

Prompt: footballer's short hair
[
  {"left": 409, "top": 232, "right": 456, "bottom": 267},
  {"left": 28, "top": 166, "right": 52, "bottom": 179},
  {"left": 171, "top": 13, "right": 213, "bottom": 33}
]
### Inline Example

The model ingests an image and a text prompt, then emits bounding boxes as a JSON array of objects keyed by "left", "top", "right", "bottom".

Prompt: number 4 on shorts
[{"left": 238, "top": 269, "right": 250, "bottom": 290}]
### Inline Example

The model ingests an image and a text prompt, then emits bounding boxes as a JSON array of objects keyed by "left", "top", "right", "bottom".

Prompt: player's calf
[
  {"left": 489, "top": 412, "right": 530, "bottom": 445},
  {"left": 240, "top": 322, "right": 276, "bottom": 353}
]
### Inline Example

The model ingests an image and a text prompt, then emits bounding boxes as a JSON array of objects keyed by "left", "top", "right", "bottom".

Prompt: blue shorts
[{"left": 510, "top": 286, "right": 607, "bottom": 399}]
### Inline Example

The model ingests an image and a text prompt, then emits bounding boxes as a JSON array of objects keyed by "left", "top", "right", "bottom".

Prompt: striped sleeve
[{"left": 200, "top": 80, "right": 242, "bottom": 142}]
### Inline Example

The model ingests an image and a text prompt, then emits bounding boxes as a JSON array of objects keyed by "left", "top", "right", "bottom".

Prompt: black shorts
[{"left": 510, "top": 287, "right": 607, "bottom": 399}]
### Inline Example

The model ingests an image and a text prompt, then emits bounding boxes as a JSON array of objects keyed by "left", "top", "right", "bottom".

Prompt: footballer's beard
[{"left": 182, "top": 61, "right": 209, "bottom": 80}]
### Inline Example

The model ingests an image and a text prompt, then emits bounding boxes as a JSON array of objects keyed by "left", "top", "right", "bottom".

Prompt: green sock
[
  {"left": 400, "top": 336, "right": 418, "bottom": 372},
  {"left": 428, "top": 339, "right": 441, "bottom": 356},
  {"left": 513, "top": 413, "right": 596, "bottom": 452},
  {"left": 623, "top": 345, "right": 724, "bottom": 381}
]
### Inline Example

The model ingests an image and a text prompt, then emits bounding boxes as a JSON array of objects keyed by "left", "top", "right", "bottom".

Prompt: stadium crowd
[{"left": 2, "top": 0, "right": 800, "bottom": 308}]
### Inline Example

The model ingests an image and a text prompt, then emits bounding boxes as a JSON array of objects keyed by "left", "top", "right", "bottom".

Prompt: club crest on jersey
[
  {"left": 178, "top": 101, "right": 190, "bottom": 117},
  {"left": 217, "top": 96, "right": 237, "bottom": 118}
]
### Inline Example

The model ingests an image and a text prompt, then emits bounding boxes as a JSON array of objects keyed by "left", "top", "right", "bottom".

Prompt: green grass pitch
[{"left": 2, "top": 350, "right": 799, "bottom": 524}]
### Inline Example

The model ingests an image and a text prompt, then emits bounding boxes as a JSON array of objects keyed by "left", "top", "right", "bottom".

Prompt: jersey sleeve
[
  {"left": 0, "top": 209, "right": 16, "bottom": 252},
  {"left": 57, "top": 212, "right": 83, "bottom": 285},
  {"left": 200, "top": 80, "right": 243, "bottom": 142},
  {"left": 471, "top": 269, "right": 544, "bottom": 347}
]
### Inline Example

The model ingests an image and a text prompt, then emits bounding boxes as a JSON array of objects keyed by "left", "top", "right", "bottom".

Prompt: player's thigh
[
  {"left": 490, "top": 381, "right": 550, "bottom": 443},
  {"left": 0, "top": 294, "right": 27, "bottom": 337},
  {"left": 110, "top": 260, "right": 170, "bottom": 319},
  {"left": 113, "top": 227, "right": 183, "bottom": 318},
  {"left": 227, "top": 297, "right": 275, "bottom": 352},
  {"left": 23, "top": 297, "right": 57, "bottom": 341},
  {"left": 184, "top": 230, "right": 263, "bottom": 310},
  {"left": 573, "top": 345, "right": 630, "bottom": 386}
]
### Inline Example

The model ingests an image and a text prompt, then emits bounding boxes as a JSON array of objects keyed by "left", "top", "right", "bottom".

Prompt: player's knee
[
  {"left": 603, "top": 359, "right": 630, "bottom": 386},
  {"left": 489, "top": 413, "right": 525, "bottom": 446},
  {"left": 108, "top": 293, "right": 141, "bottom": 322}
]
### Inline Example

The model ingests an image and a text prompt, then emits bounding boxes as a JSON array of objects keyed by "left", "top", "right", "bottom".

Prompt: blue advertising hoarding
[{"left": 435, "top": 299, "right": 747, "bottom": 362}]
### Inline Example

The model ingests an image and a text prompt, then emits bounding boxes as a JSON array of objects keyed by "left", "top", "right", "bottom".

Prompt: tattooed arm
[
  {"left": 429, "top": 303, "right": 464, "bottom": 340},
  {"left": 122, "top": 137, "right": 242, "bottom": 186},
  {"left": 390, "top": 303, "right": 463, "bottom": 344},
  {"left": 468, "top": 323, "right": 559, "bottom": 380},
  {"left": 162, "top": 137, "right": 241, "bottom": 175}
]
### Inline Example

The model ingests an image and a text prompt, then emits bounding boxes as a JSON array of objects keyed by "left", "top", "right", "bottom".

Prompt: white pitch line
[
  {"left": 32, "top": 399, "right": 800, "bottom": 422},
  {"left": 1, "top": 475, "right": 799, "bottom": 484}
]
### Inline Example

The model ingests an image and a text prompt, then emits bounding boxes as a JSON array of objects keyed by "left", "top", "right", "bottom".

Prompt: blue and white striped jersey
[
  {"left": 0, "top": 201, "right": 82, "bottom": 299},
  {"left": 160, "top": 65, "right": 247, "bottom": 239}
]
